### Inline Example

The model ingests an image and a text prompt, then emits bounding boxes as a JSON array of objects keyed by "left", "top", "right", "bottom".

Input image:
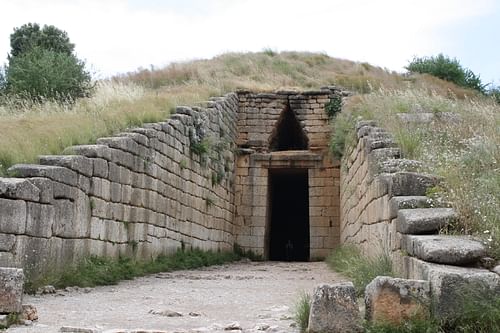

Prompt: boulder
[
  {"left": 308, "top": 282, "right": 362, "bottom": 333},
  {"left": 0, "top": 267, "right": 24, "bottom": 313},
  {"left": 365, "top": 276, "right": 430, "bottom": 324}
]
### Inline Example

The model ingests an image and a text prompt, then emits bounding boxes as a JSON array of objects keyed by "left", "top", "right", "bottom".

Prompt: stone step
[
  {"left": 402, "top": 235, "right": 487, "bottom": 265},
  {"left": 389, "top": 196, "right": 434, "bottom": 219},
  {"left": 396, "top": 208, "right": 457, "bottom": 234}
]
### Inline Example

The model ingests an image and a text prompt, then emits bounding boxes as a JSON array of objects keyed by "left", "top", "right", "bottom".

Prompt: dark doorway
[{"left": 268, "top": 169, "right": 310, "bottom": 261}]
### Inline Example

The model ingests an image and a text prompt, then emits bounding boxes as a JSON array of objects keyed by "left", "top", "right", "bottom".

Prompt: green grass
[
  {"left": 440, "top": 287, "right": 500, "bottom": 333},
  {"left": 293, "top": 291, "right": 311, "bottom": 333},
  {"left": 28, "top": 248, "right": 241, "bottom": 292},
  {"left": 326, "top": 245, "right": 394, "bottom": 296}
]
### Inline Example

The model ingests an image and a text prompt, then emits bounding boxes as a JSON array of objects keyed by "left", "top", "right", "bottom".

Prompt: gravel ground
[{"left": 7, "top": 260, "right": 344, "bottom": 333}]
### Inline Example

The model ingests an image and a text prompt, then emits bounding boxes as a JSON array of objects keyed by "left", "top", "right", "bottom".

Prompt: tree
[
  {"left": 4, "top": 23, "right": 92, "bottom": 102},
  {"left": 5, "top": 47, "right": 92, "bottom": 101},
  {"left": 9, "top": 23, "right": 74, "bottom": 58},
  {"left": 406, "top": 54, "right": 487, "bottom": 94}
]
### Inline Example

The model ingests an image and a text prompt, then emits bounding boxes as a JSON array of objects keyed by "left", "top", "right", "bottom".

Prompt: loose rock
[
  {"left": 0, "top": 267, "right": 24, "bottom": 313},
  {"left": 308, "top": 282, "right": 362, "bottom": 333},
  {"left": 21, "top": 304, "right": 38, "bottom": 321},
  {"left": 224, "top": 322, "right": 242, "bottom": 330},
  {"left": 365, "top": 276, "right": 430, "bottom": 324},
  {"left": 38, "top": 285, "right": 56, "bottom": 295},
  {"left": 148, "top": 309, "right": 182, "bottom": 317},
  {"left": 60, "top": 326, "right": 100, "bottom": 333}
]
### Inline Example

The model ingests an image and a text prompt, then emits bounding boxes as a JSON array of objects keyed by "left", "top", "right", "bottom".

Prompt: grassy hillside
[{"left": 0, "top": 51, "right": 478, "bottom": 175}]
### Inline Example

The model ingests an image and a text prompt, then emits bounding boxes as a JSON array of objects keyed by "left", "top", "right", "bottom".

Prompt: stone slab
[
  {"left": 396, "top": 208, "right": 456, "bottom": 234},
  {"left": 0, "top": 178, "right": 40, "bottom": 202},
  {"left": 402, "top": 235, "right": 487, "bottom": 265},
  {"left": 400, "top": 256, "right": 500, "bottom": 320},
  {"left": 389, "top": 196, "right": 434, "bottom": 219},
  {"left": 8, "top": 164, "right": 77, "bottom": 187}
]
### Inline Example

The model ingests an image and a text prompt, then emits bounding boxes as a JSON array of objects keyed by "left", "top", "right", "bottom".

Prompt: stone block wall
[
  {"left": 0, "top": 93, "right": 239, "bottom": 281},
  {"left": 340, "top": 121, "right": 499, "bottom": 306},
  {"left": 340, "top": 121, "right": 401, "bottom": 256},
  {"left": 234, "top": 89, "right": 344, "bottom": 259}
]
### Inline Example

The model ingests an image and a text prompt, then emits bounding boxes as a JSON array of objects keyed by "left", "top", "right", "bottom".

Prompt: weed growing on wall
[{"left": 325, "top": 94, "right": 342, "bottom": 119}]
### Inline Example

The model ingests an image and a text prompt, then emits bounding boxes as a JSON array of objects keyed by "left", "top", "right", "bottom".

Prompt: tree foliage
[
  {"left": 9, "top": 23, "right": 74, "bottom": 58},
  {"left": 3, "top": 22, "right": 92, "bottom": 102},
  {"left": 406, "top": 54, "right": 487, "bottom": 94},
  {"left": 5, "top": 47, "right": 92, "bottom": 101}
]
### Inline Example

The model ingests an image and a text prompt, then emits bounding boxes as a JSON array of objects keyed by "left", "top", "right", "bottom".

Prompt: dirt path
[{"left": 7, "top": 261, "right": 344, "bottom": 333}]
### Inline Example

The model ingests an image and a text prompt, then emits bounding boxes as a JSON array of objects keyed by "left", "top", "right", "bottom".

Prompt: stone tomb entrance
[
  {"left": 268, "top": 168, "right": 309, "bottom": 261},
  {"left": 235, "top": 89, "right": 342, "bottom": 260}
]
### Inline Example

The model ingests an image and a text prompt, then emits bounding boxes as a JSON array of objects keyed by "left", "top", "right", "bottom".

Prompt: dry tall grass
[
  {"left": 0, "top": 51, "right": 477, "bottom": 176},
  {"left": 339, "top": 89, "right": 500, "bottom": 258}
]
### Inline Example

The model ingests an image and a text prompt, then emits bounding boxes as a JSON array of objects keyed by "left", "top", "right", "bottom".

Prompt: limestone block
[
  {"left": 389, "top": 196, "right": 433, "bottom": 219},
  {"left": 396, "top": 208, "right": 457, "bottom": 234},
  {"left": 39, "top": 155, "right": 93, "bottom": 177},
  {"left": 402, "top": 235, "right": 487, "bottom": 265},
  {"left": 65, "top": 144, "right": 111, "bottom": 161},
  {"left": 365, "top": 276, "right": 430, "bottom": 324},
  {"left": 52, "top": 181, "right": 78, "bottom": 201},
  {"left": 27, "top": 177, "right": 53, "bottom": 204},
  {"left": 8, "top": 164, "right": 77, "bottom": 187},
  {"left": 0, "top": 233, "right": 16, "bottom": 255},
  {"left": 26, "top": 202, "right": 54, "bottom": 238},
  {"left": 117, "top": 131, "right": 149, "bottom": 147},
  {"left": 0, "top": 198, "right": 26, "bottom": 234},
  {"left": 388, "top": 172, "right": 439, "bottom": 197},
  {"left": 96, "top": 136, "right": 140, "bottom": 157},
  {"left": 308, "top": 282, "right": 362, "bottom": 333},
  {"left": 0, "top": 178, "right": 40, "bottom": 202},
  {"left": 110, "top": 182, "right": 122, "bottom": 203},
  {"left": 90, "top": 178, "right": 111, "bottom": 201},
  {"left": 78, "top": 175, "right": 91, "bottom": 194},
  {"left": 90, "top": 217, "right": 106, "bottom": 240},
  {"left": 52, "top": 199, "right": 75, "bottom": 237},
  {"left": 426, "top": 262, "right": 500, "bottom": 320},
  {"left": 92, "top": 158, "right": 108, "bottom": 178},
  {"left": 0, "top": 267, "right": 24, "bottom": 313}
]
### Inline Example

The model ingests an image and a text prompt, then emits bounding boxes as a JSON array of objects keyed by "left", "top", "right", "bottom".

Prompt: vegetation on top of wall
[
  {"left": 326, "top": 245, "right": 394, "bottom": 296},
  {"left": 331, "top": 89, "right": 500, "bottom": 259},
  {"left": 324, "top": 94, "right": 343, "bottom": 119}
]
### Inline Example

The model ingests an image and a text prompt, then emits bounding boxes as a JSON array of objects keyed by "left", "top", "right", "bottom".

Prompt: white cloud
[{"left": 0, "top": 0, "right": 496, "bottom": 77}]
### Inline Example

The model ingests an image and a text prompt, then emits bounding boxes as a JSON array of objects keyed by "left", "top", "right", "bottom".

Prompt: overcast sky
[{"left": 1, "top": 0, "right": 499, "bottom": 83}]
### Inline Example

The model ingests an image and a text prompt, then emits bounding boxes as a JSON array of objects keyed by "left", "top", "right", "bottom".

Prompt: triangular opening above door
[{"left": 269, "top": 101, "right": 309, "bottom": 151}]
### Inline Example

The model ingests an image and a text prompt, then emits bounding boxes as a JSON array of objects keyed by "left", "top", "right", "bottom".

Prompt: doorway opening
[{"left": 267, "top": 168, "right": 310, "bottom": 261}]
